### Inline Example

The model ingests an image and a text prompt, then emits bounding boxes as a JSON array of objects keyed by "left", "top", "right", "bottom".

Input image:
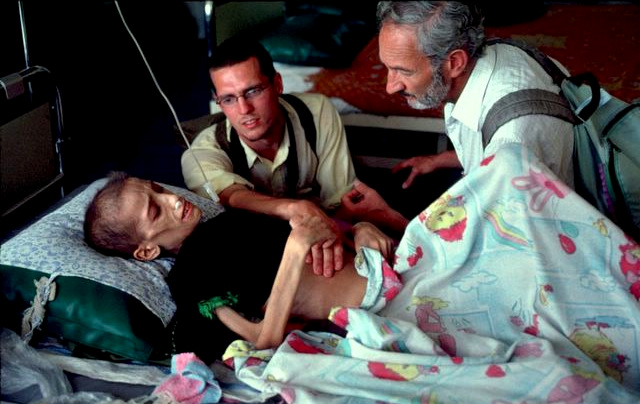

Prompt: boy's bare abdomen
[{"left": 291, "top": 250, "right": 367, "bottom": 320}]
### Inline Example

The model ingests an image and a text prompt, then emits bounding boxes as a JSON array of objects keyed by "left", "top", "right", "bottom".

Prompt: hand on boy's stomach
[{"left": 291, "top": 213, "right": 344, "bottom": 277}]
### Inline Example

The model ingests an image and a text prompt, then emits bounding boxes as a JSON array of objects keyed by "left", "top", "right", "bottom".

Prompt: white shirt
[
  {"left": 445, "top": 43, "right": 574, "bottom": 187},
  {"left": 181, "top": 92, "right": 356, "bottom": 208}
]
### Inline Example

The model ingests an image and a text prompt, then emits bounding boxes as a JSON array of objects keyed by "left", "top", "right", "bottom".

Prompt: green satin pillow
[{"left": 1, "top": 264, "right": 169, "bottom": 362}]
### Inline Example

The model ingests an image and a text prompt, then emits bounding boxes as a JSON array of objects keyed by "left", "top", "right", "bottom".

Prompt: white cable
[{"left": 113, "top": 1, "right": 219, "bottom": 202}]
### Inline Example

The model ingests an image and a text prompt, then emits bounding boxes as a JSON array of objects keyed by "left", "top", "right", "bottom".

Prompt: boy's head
[{"left": 84, "top": 172, "right": 202, "bottom": 261}]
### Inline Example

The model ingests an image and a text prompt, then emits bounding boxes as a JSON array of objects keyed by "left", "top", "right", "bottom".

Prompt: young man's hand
[
  {"left": 340, "top": 180, "right": 392, "bottom": 220},
  {"left": 288, "top": 203, "right": 344, "bottom": 277},
  {"left": 338, "top": 180, "right": 409, "bottom": 238},
  {"left": 289, "top": 214, "right": 338, "bottom": 249}
]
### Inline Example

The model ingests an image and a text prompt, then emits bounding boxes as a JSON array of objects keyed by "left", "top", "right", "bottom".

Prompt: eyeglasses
[{"left": 215, "top": 83, "right": 270, "bottom": 108}]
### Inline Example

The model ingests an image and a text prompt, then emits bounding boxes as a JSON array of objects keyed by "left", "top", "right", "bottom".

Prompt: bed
[
  {"left": 2, "top": 142, "right": 639, "bottom": 403},
  {"left": 2, "top": 2, "right": 640, "bottom": 403}
]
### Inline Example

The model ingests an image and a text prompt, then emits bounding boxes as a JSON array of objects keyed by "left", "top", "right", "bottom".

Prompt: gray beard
[{"left": 409, "top": 65, "right": 450, "bottom": 110}]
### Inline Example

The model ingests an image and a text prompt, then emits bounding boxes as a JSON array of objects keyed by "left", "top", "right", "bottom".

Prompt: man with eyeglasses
[{"left": 182, "top": 36, "right": 408, "bottom": 278}]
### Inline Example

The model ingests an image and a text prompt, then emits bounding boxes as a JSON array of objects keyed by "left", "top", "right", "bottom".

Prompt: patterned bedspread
[{"left": 221, "top": 143, "right": 640, "bottom": 403}]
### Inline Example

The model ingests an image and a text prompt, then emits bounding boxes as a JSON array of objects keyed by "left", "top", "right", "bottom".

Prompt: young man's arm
[
  {"left": 221, "top": 184, "right": 344, "bottom": 277},
  {"left": 337, "top": 180, "right": 410, "bottom": 238},
  {"left": 214, "top": 215, "right": 336, "bottom": 349}
]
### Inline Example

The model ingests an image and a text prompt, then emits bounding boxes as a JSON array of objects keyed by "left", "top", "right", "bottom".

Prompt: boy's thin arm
[
  {"left": 217, "top": 215, "right": 334, "bottom": 350},
  {"left": 214, "top": 234, "right": 309, "bottom": 349},
  {"left": 215, "top": 306, "right": 261, "bottom": 343},
  {"left": 255, "top": 237, "right": 307, "bottom": 349},
  {"left": 255, "top": 215, "right": 337, "bottom": 348}
]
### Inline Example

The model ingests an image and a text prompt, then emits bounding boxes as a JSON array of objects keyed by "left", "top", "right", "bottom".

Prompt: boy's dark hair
[
  {"left": 208, "top": 36, "right": 277, "bottom": 94},
  {"left": 84, "top": 171, "right": 140, "bottom": 258}
]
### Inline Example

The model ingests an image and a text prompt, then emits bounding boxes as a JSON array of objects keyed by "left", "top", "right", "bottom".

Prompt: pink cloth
[{"left": 153, "top": 352, "right": 221, "bottom": 404}]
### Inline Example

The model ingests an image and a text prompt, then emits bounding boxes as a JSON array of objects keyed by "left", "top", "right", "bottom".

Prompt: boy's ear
[{"left": 133, "top": 244, "right": 161, "bottom": 262}]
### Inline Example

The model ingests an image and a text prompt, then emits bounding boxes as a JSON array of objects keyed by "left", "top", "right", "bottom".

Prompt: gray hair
[{"left": 377, "top": 1, "right": 486, "bottom": 66}]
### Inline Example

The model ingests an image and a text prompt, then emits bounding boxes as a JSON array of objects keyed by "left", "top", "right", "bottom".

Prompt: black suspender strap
[
  {"left": 215, "top": 120, "right": 251, "bottom": 180},
  {"left": 281, "top": 93, "right": 316, "bottom": 153},
  {"left": 214, "top": 97, "right": 312, "bottom": 197},
  {"left": 282, "top": 107, "right": 300, "bottom": 197}
]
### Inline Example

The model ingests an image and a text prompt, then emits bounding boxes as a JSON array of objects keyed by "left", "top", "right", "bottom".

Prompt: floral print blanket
[{"left": 220, "top": 143, "right": 640, "bottom": 403}]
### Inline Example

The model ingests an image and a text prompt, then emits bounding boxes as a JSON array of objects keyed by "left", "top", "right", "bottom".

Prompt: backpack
[
  {"left": 214, "top": 93, "right": 318, "bottom": 197},
  {"left": 482, "top": 38, "right": 640, "bottom": 241}
]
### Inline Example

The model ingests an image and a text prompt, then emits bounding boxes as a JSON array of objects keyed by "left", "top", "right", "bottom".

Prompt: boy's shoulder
[
  {"left": 185, "top": 209, "right": 290, "bottom": 248},
  {"left": 202, "top": 209, "right": 287, "bottom": 228}
]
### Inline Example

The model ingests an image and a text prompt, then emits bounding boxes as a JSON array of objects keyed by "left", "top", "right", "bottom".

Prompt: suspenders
[{"left": 214, "top": 94, "right": 318, "bottom": 197}]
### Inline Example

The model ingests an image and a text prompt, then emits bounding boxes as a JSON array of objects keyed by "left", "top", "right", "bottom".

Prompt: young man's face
[
  {"left": 118, "top": 178, "right": 202, "bottom": 257},
  {"left": 210, "top": 56, "right": 284, "bottom": 143},
  {"left": 378, "top": 23, "right": 451, "bottom": 110}
]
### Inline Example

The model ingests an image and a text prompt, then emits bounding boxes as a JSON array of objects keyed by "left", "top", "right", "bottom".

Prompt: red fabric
[
  {"left": 485, "top": 4, "right": 640, "bottom": 104},
  {"left": 308, "top": 4, "right": 640, "bottom": 117},
  {"left": 309, "top": 36, "right": 445, "bottom": 118}
]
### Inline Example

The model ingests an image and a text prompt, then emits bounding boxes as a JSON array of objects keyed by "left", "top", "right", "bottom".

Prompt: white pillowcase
[{"left": 0, "top": 178, "right": 224, "bottom": 326}]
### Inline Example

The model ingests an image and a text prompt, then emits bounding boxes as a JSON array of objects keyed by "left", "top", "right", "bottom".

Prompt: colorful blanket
[{"left": 221, "top": 143, "right": 640, "bottom": 403}]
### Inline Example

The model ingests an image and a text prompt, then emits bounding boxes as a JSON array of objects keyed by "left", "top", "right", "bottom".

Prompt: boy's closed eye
[{"left": 148, "top": 203, "right": 159, "bottom": 221}]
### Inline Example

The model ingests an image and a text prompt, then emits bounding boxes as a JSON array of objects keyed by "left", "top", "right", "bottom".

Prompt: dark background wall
[
  {"left": 1, "top": 2, "right": 212, "bottom": 191},
  {"left": 2, "top": 1, "right": 635, "bottom": 201}
]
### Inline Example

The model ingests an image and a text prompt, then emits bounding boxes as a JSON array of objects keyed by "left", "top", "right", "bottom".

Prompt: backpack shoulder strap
[
  {"left": 482, "top": 88, "right": 577, "bottom": 148},
  {"left": 280, "top": 93, "right": 317, "bottom": 154},
  {"left": 487, "top": 38, "right": 603, "bottom": 122}
]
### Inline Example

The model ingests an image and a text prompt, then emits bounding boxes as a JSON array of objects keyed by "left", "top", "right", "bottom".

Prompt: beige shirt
[
  {"left": 445, "top": 44, "right": 574, "bottom": 187},
  {"left": 181, "top": 92, "right": 356, "bottom": 208}
]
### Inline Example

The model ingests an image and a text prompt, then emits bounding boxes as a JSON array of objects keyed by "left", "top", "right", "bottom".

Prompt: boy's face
[{"left": 118, "top": 178, "right": 202, "bottom": 258}]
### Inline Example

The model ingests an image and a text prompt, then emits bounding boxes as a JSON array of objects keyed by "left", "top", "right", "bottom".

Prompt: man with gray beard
[{"left": 375, "top": 1, "right": 574, "bottom": 190}]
